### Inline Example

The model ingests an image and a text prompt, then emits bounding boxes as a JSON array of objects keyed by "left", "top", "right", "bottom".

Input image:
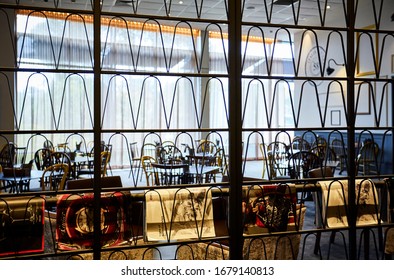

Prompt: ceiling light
[{"left": 179, "top": 1, "right": 183, "bottom": 4}]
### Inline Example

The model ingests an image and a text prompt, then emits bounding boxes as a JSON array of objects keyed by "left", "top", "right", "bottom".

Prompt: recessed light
[
  {"left": 327, "top": 5, "right": 331, "bottom": 9},
  {"left": 179, "top": 0, "right": 183, "bottom": 4}
]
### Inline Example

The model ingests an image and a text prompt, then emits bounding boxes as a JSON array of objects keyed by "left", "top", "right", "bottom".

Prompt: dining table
[
  {"left": 151, "top": 162, "right": 221, "bottom": 185},
  {"left": 0, "top": 169, "right": 44, "bottom": 193}
]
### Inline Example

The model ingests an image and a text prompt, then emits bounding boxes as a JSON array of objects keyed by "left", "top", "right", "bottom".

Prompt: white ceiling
[{"left": 5, "top": 0, "right": 347, "bottom": 26}]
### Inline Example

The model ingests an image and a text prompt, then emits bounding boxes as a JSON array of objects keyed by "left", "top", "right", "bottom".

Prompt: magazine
[
  {"left": 144, "top": 187, "right": 215, "bottom": 241},
  {"left": 319, "top": 179, "right": 379, "bottom": 228},
  {"left": 56, "top": 192, "right": 130, "bottom": 250},
  {"left": 0, "top": 196, "right": 45, "bottom": 256},
  {"left": 242, "top": 184, "right": 297, "bottom": 235}
]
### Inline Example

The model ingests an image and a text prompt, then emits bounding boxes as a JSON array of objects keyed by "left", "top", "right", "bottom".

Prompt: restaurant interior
[{"left": 0, "top": 0, "right": 394, "bottom": 260}]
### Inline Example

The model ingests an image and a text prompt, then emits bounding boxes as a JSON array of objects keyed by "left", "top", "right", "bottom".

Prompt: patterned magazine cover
[
  {"left": 242, "top": 184, "right": 297, "bottom": 235},
  {"left": 0, "top": 197, "right": 45, "bottom": 256},
  {"left": 56, "top": 192, "right": 130, "bottom": 250},
  {"left": 144, "top": 187, "right": 215, "bottom": 241},
  {"left": 319, "top": 179, "right": 379, "bottom": 228}
]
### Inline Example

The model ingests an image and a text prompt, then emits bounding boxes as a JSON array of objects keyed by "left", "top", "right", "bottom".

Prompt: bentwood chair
[
  {"left": 34, "top": 148, "right": 52, "bottom": 171},
  {"left": 356, "top": 141, "right": 380, "bottom": 176},
  {"left": 330, "top": 138, "right": 347, "bottom": 175},
  {"left": 77, "top": 151, "right": 111, "bottom": 178},
  {"left": 41, "top": 163, "right": 69, "bottom": 192},
  {"left": 141, "top": 155, "right": 157, "bottom": 186},
  {"left": 0, "top": 142, "right": 16, "bottom": 169},
  {"left": 266, "top": 141, "right": 290, "bottom": 179},
  {"left": 259, "top": 143, "right": 268, "bottom": 178}
]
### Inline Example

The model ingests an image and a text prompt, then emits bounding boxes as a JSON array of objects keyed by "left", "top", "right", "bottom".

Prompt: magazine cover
[
  {"left": 56, "top": 192, "right": 130, "bottom": 250},
  {"left": 0, "top": 197, "right": 45, "bottom": 256},
  {"left": 319, "top": 179, "right": 379, "bottom": 228},
  {"left": 144, "top": 187, "right": 215, "bottom": 241},
  {"left": 242, "top": 184, "right": 297, "bottom": 235},
  {"left": 319, "top": 180, "right": 349, "bottom": 228}
]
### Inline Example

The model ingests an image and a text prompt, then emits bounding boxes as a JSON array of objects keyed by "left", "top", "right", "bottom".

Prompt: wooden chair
[
  {"left": 196, "top": 140, "right": 217, "bottom": 154},
  {"left": 141, "top": 142, "right": 158, "bottom": 159},
  {"left": 0, "top": 142, "right": 16, "bottom": 169},
  {"left": 259, "top": 143, "right": 268, "bottom": 178},
  {"left": 356, "top": 141, "right": 380, "bottom": 175},
  {"left": 266, "top": 141, "right": 290, "bottom": 179},
  {"left": 156, "top": 144, "right": 184, "bottom": 164},
  {"left": 287, "top": 151, "right": 321, "bottom": 180},
  {"left": 330, "top": 138, "right": 347, "bottom": 174},
  {"left": 77, "top": 151, "right": 111, "bottom": 178},
  {"left": 290, "top": 136, "right": 311, "bottom": 152},
  {"left": 33, "top": 148, "right": 52, "bottom": 170},
  {"left": 41, "top": 163, "right": 69, "bottom": 191},
  {"left": 141, "top": 155, "right": 157, "bottom": 186},
  {"left": 46, "top": 151, "right": 73, "bottom": 179}
]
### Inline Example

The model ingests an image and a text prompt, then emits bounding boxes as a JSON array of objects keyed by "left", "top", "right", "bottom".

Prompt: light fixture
[{"left": 326, "top": 59, "right": 345, "bottom": 76}]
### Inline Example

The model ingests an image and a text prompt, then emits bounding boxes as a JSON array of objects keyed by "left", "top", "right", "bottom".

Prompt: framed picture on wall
[
  {"left": 356, "top": 25, "right": 378, "bottom": 77},
  {"left": 330, "top": 109, "right": 341, "bottom": 126}
]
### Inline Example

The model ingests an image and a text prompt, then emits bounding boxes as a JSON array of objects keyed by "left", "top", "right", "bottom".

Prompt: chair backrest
[
  {"left": 43, "top": 139, "right": 55, "bottom": 151},
  {"left": 141, "top": 155, "right": 156, "bottom": 186},
  {"left": 196, "top": 140, "right": 217, "bottom": 154},
  {"left": 41, "top": 163, "right": 69, "bottom": 191},
  {"left": 141, "top": 143, "right": 158, "bottom": 158},
  {"left": 34, "top": 148, "right": 52, "bottom": 170},
  {"left": 162, "top": 140, "right": 175, "bottom": 147},
  {"left": 46, "top": 151, "right": 72, "bottom": 178},
  {"left": 56, "top": 142, "right": 72, "bottom": 153},
  {"left": 312, "top": 136, "right": 327, "bottom": 148},
  {"left": 356, "top": 141, "right": 380, "bottom": 175},
  {"left": 330, "top": 138, "right": 346, "bottom": 156},
  {"left": 0, "top": 142, "right": 16, "bottom": 168},
  {"left": 288, "top": 151, "right": 321, "bottom": 179},
  {"left": 100, "top": 151, "right": 111, "bottom": 177},
  {"left": 129, "top": 142, "right": 140, "bottom": 160},
  {"left": 291, "top": 136, "right": 311, "bottom": 152},
  {"left": 156, "top": 145, "right": 183, "bottom": 164}
]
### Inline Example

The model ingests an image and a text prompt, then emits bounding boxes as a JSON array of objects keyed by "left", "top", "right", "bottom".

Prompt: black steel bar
[
  {"left": 93, "top": 0, "right": 102, "bottom": 260},
  {"left": 347, "top": 0, "right": 357, "bottom": 260},
  {"left": 228, "top": 0, "right": 243, "bottom": 260}
]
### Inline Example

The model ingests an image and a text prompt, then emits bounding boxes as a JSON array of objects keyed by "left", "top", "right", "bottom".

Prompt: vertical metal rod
[
  {"left": 93, "top": 0, "right": 102, "bottom": 260},
  {"left": 392, "top": 77, "right": 394, "bottom": 175},
  {"left": 228, "top": 0, "right": 243, "bottom": 259},
  {"left": 347, "top": 0, "right": 357, "bottom": 260}
]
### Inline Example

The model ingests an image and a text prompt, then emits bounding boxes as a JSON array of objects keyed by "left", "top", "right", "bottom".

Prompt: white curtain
[
  {"left": 209, "top": 35, "right": 294, "bottom": 159},
  {"left": 16, "top": 12, "right": 201, "bottom": 167}
]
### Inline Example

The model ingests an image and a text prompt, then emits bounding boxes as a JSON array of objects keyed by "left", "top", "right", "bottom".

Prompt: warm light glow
[
  {"left": 17, "top": 9, "right": 200, "bottom": 36},
  {"left": 209, "top": 31, "right": 275, "bottom": 44}
]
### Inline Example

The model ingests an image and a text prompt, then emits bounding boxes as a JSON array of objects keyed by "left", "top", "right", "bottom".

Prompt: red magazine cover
[
  {"left": 0, "top": 196, "right": 45, "bottom": 257},
  {"left": 56, "top": 192, "right": 130, "bottom": 250},
  {"left": 242, "top": 184, "right": 297, "bottom": 234}
]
